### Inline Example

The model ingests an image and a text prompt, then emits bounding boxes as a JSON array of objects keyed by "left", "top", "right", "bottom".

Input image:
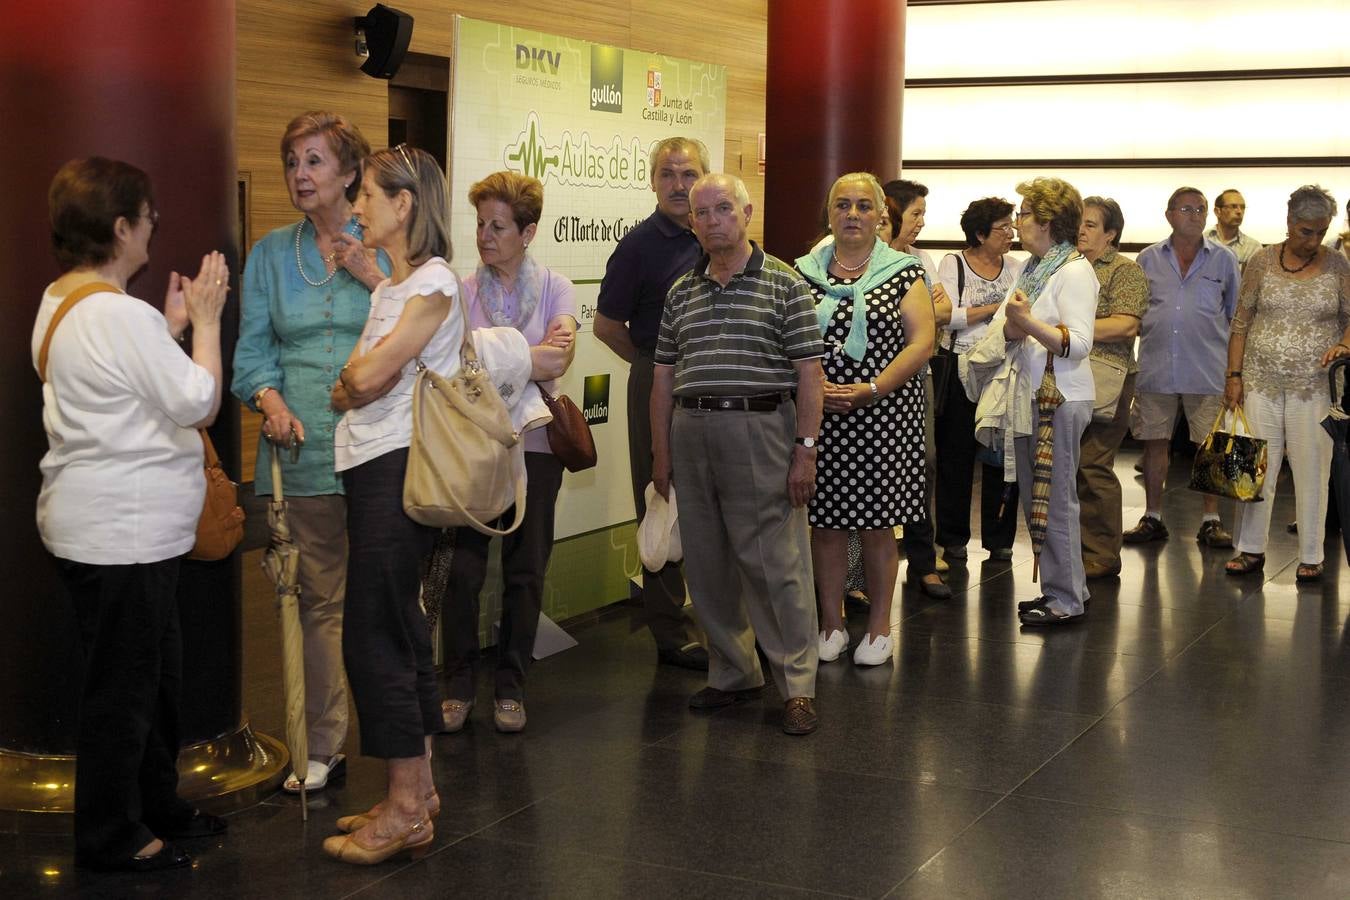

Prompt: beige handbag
[
  {"left": 1089, "top": 354, "right": 1128, "bottom": 424},
  {"left": 402, "top": 298, "right": 527, "bottom": 536}
]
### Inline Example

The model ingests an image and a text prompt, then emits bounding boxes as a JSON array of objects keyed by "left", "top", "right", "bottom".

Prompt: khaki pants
[
  {"left": 286, "top": 494, "right": 350, "bottom": 759},
  {"left": 671, "top": 402, "right": 818, "bottom": 699},
  {"left": 1077, "top": 373, "right": 1135, "bottom": 571}
]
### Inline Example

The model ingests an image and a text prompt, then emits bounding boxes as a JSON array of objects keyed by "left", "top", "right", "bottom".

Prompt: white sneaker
[
  {"left": 852, "top": 633, "right": 893, "bottom": 666},
  {"left": 818, "top": 628, "right": 849, "bottom": 662}
]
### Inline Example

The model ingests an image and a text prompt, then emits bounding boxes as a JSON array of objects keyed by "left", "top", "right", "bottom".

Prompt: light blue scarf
[
  {"left": 795, "top": 238, "right": 921, "bottom": 362},
  {"left": 1013, "top": 241, "right": 1079, "bottom": 308}
]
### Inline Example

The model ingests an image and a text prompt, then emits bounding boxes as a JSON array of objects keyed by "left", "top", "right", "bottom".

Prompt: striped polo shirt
[{"left": 655, "top": 242, "right": 824, "bottom": 396}]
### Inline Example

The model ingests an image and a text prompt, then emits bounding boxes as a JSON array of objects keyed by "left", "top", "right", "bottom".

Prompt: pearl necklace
[
  {"left": 1278, "top": 241, "right": 1317, "bottom": 274},
  {"left": 295, "top": 218, "right": 356, "bottom": 287},
  {"left": 832, "top": 248, "right": 872, "bottom": 273}
]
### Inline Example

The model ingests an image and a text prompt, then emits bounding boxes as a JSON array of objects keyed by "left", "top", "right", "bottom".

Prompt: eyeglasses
[
  {"left": 392, "top": 143, "right": 418, "bottom": 180},
  {"left": 992, "top": 221, "right": 1015, "bottom": 232},
  {"left": 1171, "top": 205, "right": 1207, "bottom": 216},
  {"left": 139, "top": 208, "right": 160, "bottom": 231}
]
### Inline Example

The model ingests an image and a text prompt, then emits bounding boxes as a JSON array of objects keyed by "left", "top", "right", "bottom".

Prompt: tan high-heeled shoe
[
  {"left": 322, "top": 818, "right": 433, "bottom": 865},
  {"left": 336, "top": 791, "right": 440, "bottom": 834}
]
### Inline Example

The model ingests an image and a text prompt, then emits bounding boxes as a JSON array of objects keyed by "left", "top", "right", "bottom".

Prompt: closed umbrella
[
  {"left": 1027, "top": 361, "right": 1064, "bottom": 583},
  {"left": 259, "top": 440, "right": 309, "bottom": 820},
  {"left": 1321, "top": 358, "right": 1350, "bottom": 565}
]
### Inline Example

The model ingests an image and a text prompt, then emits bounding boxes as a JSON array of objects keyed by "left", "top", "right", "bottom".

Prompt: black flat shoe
[
  {"left": 79, "top": 842, "right": 192, "bottom": 873},
  {"left": 1019, "top": 595, "right": 1091, "bottom": 613},
  {"left": 907, "top": 572, "right": 952, "bottom": 600},
  {"left": 658, "top": 644, "right": 710, "bottom": 671},
  {"left": 1018, "top": 598, "right": 1087, "bottom": 626},
  {"left": 153, "top": 809, "right": 228, "bottom": 840}
]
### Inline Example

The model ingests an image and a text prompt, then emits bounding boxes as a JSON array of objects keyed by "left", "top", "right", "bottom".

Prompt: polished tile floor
[{"left": 7, "top": 449, "right": 1350, "bottom": 898}]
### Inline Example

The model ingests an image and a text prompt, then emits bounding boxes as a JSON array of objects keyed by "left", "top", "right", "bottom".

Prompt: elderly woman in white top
[
  {"left": 1224, "top": 185, "right": 1350, "bottom": 581},
  {"left": 1000, "top": 177, "right": 1098, "bottom": 625},
  {"left": 34, "top": 157, "right": 229, "bottom": 872}
]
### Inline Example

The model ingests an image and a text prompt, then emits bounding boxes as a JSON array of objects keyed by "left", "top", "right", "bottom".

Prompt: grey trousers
[
  {"left": 1015, "top": 398, "right": 1092, "bottom": 615},
  {"left": 286, "top": 494, "right": 350, "bottom": 760},
  {"left": 1077, "top": 374, "right": 1135, "bottom": 571},
  {"left": 671, "top": 402, "right": 818, "bottom": 699},
  {"left": 629, "top": 352, "right": 701, "bottom": 652}
]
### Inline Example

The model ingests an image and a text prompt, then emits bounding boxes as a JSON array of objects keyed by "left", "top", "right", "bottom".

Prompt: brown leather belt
[{"left": 676, "top": 393, "right": 787, "bottom": 412}]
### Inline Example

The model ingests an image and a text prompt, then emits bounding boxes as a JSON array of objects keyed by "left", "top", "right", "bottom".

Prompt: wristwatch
[{"left": 795, "top": 436, "right": 818, "bottom": 449}]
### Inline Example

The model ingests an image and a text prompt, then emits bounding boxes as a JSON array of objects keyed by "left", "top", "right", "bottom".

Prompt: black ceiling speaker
[{"left": 354, "top": 4, "right": 413, "bottom": 79}]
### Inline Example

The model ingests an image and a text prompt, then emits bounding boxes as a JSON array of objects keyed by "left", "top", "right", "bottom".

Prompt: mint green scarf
[
  {"left": 795, "top": 238, "right": 921, "bottom": 362},
  {"left": 1013, "top": 241, "right": 1079, "bottom": 308}
]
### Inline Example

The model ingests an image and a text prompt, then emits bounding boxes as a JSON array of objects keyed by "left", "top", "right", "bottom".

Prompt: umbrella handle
[{"left": 270, "top": 443, "right": 285, "bottom": 503}]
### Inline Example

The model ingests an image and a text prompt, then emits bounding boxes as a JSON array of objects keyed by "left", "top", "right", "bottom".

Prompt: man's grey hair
[
  {"left": 691, "top": 173, "right": 751, "bottom": 208},
  {"left": 1288, "top": 185, "right": 1337, "bottom": 223},
  {"left": 648, "top": 137, "right": 710, "bottom": 181}
]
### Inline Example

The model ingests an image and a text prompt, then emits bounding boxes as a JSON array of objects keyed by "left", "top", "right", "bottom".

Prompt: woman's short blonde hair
[
  {"left": 364, "top": 145, "right": 452, "bottom": 266},
  {"left": 1016, "top": 176, "right": 1083, "bottom": 245},
  {"left": 279, "top": 111, "right": 371, "bottom": 203},
  {"left": 828, "top": 172, "right": 886, "bottom": 212},
  {"left": 468, "top": 171, "right": 544, "bottom": 231}
]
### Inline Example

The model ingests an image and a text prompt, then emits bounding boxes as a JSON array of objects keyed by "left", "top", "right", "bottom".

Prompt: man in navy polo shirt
[{"left": 595, "top": 137, "right": 709, "bottom": 670}]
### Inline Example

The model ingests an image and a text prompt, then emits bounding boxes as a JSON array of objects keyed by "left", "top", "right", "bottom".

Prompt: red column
[
  {"left": 764, "top": 0, "right": 906, "bottom": 260},
  {"left": 0, "top": 1, "right": 240, "bottom": 755}
]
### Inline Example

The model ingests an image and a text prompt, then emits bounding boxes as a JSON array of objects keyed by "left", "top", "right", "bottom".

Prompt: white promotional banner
[{"left": 450, "top": 16, "right": 727, "bottom": 540}]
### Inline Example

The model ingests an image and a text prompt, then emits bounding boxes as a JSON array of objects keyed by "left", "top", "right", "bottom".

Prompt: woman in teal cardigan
[{"left": 232, "top": 111, "right": 387, "bottom": 793}]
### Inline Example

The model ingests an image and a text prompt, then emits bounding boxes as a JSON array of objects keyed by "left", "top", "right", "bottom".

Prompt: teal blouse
[{"left": 232, "top": 219, "right": 386, "bottom": 496}]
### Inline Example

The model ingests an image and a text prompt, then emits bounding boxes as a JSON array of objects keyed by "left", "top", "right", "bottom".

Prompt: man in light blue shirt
[{"left": 1126, "top": 187, "right": 1241, "bottom": 548}]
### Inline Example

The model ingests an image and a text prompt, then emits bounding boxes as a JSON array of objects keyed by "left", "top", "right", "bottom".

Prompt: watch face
[{"left": 798, "top": 437, "right": 816, "bottom": 448}]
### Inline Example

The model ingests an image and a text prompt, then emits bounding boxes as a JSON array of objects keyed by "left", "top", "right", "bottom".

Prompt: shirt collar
[
  {"left": 650, "top": 206, "right": 694, "bottom": 239},
  {"left": 1094, "top": 246, "right": 1119, "bottom": 268},
  {"left": 696, "top": 241, "right": 765, "bottom": 280}
]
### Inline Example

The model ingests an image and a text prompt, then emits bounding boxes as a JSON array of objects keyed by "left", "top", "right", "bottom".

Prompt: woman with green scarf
[
  {"left": 795, "top": 172, "right": 935, "bottom": 666},
  {"left": 1002, "top": 177, "right": 1098, "bottom": 625}
]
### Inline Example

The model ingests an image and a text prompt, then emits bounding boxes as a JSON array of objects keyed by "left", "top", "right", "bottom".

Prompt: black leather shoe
[
  {"left": 658, "top": 644, "right": 710, "bottom": 671},
  {"left": 688, "top": 685, "right": 762, "bottom": 709},
  {"left": 152, "top": 809, "right": 228, "bottom": 840},
  {"left": 79, "top": 842, "right": 192, "bottom": 873},
  {"left": 907, "top": 572, "right": 952, "bottom": 600}
]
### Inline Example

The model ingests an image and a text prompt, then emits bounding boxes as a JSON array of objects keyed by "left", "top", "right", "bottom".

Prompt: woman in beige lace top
[{"left": 1224, "top": 185, "right": 1350, "bottom": 581}]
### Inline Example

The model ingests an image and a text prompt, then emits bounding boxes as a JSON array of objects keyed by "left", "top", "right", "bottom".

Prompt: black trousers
[
  {"left": 933, "top": 366, "right": 1019, "bottom": 551},
  {"left": 343, "top": 448, "right": 441, "bottom": 759},
  {"left": 442, "top": 451, "right": 564, "bottom": 702},
  {"left": 59, "top": 556, "right": 194, "bottom": 867}
]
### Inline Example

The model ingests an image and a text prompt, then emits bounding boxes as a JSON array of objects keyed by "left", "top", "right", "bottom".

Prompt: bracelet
[
  {"left": 868, "top": 381, "right": 880, "bottom": 403},
  {"left": 1226, "top": 370, "right": 1242, "bottom": 378},
  {"left": 1338, "top": 343, "right": 1350, "bottom": 353},
  {"left": 1055, "top": 324, "right": 1071, "bottom": 358},
  {"left": 253, "top": 386, "right": 275, "bottom": 409}
]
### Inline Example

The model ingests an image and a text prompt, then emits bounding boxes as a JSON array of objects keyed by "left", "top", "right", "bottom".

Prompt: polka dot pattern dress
[{"left": 804, "top": 265, "right": 926, "bottom": 530}]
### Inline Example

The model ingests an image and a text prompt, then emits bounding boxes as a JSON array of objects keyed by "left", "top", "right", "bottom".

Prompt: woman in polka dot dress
[{"left": 794, "top": 172, "right": 935, "bottom": 667}]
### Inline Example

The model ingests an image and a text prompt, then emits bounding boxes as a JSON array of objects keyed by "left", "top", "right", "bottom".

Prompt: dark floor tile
[
  {"left": 1016, "top": 687, "right": 1350, "bottom": 842},
  {"left": 1177, "top": 604, "right": 1350, "bottom": 679},
  {"left": 656, "top": 682, "right": 1095, "bottom": 793},
  {"left": 814, "top": 628, "right": 1163, "bottom": 716},
  {"left": 370, "top": 834, "right": 843, "bottom": 899},
  {"left": 889, "top": 795, "right": 1350, "bottom": 900},
  {"left": 479, "top": 746, "right": 998, "bottom": 898}
]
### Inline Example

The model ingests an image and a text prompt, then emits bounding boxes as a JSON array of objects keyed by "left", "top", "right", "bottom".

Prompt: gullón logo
[
  {"left": 582, "top": 374, "right": 610, "bottom": 425},
  {"left": 589, "top": 45, "right": 623, "bottom": 113},
  {"left": 515, "top": 43, "right": 560, "bottom": 75}
]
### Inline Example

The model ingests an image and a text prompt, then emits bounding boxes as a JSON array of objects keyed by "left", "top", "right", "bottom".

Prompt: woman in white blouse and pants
[{"left": 1002, "top": 177, "right": 1098, "bottom": 625}]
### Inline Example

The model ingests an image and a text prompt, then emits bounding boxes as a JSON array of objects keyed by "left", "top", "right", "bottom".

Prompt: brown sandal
[
  {"left": 1296, "top": 562, "right": 1324, "bottom": 582},
  {"left": 1225, "top": 552, "right": 1265, "bottom": 575}
]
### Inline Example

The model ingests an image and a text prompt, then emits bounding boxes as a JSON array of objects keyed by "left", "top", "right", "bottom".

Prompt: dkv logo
[
  {"left": 515, "top": 43, "right": 560, "bottom": 75},
  {"left": 582, "top": 374, "right": 610, "bottom": 425},
  {"left": 589, "top": 45, "right": 623, "bottom": 113}
]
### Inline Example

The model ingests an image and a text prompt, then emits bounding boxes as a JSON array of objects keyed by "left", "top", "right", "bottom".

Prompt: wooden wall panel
[{"left": 236, "top": 0, "right": 768, "bottom": 479}]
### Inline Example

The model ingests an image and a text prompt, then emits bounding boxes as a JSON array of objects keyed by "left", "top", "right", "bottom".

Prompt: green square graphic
[
  {"left": 582, "top": 374, "right": 610, "bottom": 425},
  {"left": 589, "top": 45, "right": 623, "bottom": 113}
]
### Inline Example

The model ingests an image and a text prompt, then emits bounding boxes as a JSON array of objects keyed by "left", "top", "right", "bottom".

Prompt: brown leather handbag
[
  {"left": 189, "top": 429, "right": 245, "bottom": 561},
  {"left": 540, "top": 388, "right": 597, "bottom": 472}
]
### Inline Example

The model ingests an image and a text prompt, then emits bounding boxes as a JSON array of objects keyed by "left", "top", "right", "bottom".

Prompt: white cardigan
[{"left": 1006, "top": 256, "right": 1098, "bottom": 403}]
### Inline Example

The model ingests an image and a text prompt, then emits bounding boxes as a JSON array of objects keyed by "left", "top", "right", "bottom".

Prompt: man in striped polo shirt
[{"left": 650, "top": 173, "right": 826, "bottom": 736}]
